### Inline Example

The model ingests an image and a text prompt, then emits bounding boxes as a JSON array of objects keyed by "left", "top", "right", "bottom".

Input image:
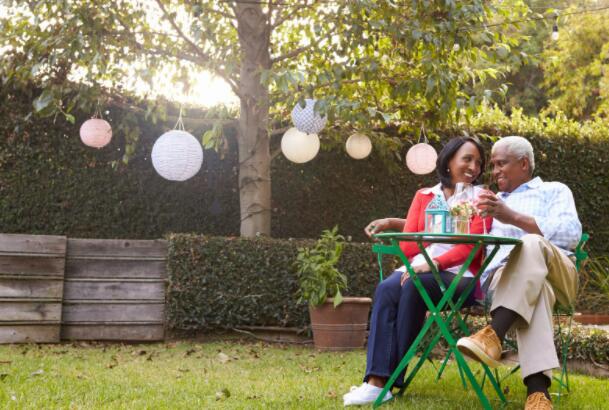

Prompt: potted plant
[{"left": 296, "top": 226, "right": 372, "bottom": 351}]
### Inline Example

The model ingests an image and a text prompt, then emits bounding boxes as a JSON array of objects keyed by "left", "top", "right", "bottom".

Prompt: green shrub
[
  {"left": 166, "top": 233, "right": 394, "bottom": 330},
  {"left": 296, "top": 226, "right": 347, "bottom": 308}
]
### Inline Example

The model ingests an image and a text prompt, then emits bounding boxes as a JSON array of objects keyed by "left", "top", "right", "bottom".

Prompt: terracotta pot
[
  {"left": 309, "top": 297, "right": 372, "bottom": 351},
  {"left": 573, "top": 313, "right": 609, "bottom": 325}
]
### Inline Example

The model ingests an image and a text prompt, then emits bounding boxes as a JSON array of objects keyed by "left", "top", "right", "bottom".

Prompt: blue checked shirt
[{"left": 481, "top": 177, "right": 582, "bottom": 285}]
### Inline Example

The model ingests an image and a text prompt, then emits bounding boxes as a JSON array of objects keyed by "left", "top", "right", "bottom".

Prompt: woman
[{"left": 343, "top": 137, "right": 492, "bottom": 406}]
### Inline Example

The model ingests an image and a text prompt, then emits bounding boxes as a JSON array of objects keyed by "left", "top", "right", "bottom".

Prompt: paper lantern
[
  {"left": 80, "top": 118, "right": 112, "bottom": 148},
  {"left": 291, "top": 99, "right": 327, "bottom": 134},
  {"left": 406, "top": 143, "right": 437, "bottom": 175},
  {"left": 151, "top": 130, "right": 203, "bottom": 181},
  {"left": 281, "top": 127, "right": 320, "bottom": 164},
  {"left": 346, "top": 133, "right": 372, "bottom": 159}
]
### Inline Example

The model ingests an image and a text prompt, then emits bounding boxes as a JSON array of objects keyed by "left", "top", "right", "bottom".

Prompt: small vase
[{"left": 452, "top": 216, "right": 470, "bottom": 234}]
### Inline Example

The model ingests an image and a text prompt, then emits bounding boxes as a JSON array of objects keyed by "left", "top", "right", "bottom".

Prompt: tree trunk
[{"left": 235, "top": 4, "right": 272, "bottom": 238}]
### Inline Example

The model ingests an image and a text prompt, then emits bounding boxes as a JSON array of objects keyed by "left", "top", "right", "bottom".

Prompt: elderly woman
[{"left": 343, "top": 137, "right": 492, "bottom": 406}]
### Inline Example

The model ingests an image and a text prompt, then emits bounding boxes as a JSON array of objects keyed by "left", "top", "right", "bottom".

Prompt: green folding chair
[{"left": 487, "top": 233, "right": 590, "bottom": 401}]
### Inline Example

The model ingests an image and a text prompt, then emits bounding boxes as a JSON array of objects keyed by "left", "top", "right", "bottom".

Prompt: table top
[{"left": 372, "top": 232, "right": 522, "bottom": 246}]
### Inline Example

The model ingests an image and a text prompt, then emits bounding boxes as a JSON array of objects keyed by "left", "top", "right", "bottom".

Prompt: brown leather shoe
[
  {"left": 456, "top": 325, "right": 502, "bottom": 367},
  {"left": 525, "top": 392, "right": 553, "bottom": 410}
]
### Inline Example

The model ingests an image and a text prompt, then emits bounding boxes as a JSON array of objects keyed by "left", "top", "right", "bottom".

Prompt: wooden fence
[
  {"left": 0, "top": 234, "right": 167, "bottom": 343},
  {"left": 62, "top": 239, "right": 167, "bottom": 341},
  {"left": 0, "top": 234, "right": 67, "bottom": 343}
]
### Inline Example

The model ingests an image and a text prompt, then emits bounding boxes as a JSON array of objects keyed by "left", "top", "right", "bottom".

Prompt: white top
[{"left": 396, "top": 183, "right": 484, "bottom": 278}]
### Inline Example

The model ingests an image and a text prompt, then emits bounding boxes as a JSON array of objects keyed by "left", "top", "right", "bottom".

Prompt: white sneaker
[{"left": 343, "top": 382, "right": 393, "bottom": 406}]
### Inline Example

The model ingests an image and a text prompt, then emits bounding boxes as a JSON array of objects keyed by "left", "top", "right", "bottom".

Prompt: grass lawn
[{"left": 0, "top": 340, "right": 607, "bottom": 409}]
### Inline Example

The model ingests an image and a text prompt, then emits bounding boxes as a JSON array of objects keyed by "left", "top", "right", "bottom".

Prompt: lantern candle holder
[{"left": 425, "top": 194, "right": 451, "bottom": 234}]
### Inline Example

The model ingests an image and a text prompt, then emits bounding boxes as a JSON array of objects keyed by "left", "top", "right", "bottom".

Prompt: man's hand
[
  {"left": 476, "top": 192, "right": 542, "bottom": 235},
  {"left": 476, "top": 192, "right": 515, "bottom": 224}
]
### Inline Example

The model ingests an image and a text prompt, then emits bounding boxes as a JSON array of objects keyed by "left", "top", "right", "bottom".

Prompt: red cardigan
[{"left": 400, "top": 188, "right": 492, "bottom": 298}]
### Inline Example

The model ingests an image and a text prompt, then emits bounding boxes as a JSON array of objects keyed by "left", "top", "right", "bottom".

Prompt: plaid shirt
[{"left": 481, "top": 177, "right": 582, "bottom": 285}]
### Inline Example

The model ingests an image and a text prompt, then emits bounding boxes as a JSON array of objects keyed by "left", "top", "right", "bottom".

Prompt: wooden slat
[
  {"left": 0, "top": 278, "right": 64, "bottom": 299},
  {"left": 0, "top": 255, "right": 65, "bottom": 276},
  {"left": 0, "top": 234, "right": 67, "bottom": 255},
  {"left": 65, "top": 259, "right": 166, "bottom": 279},
  {"left": 62, "top": 303, "right": 164, "bottom": 323},
  {"left": 63, "top": 280, "right": 165, "bottom": 300},
  {"left": 0, "top": 302, "right": 62, "bottom": 322},
  {"left": 61, "top": 324, "right": 164, "bottom": 341},
  {"left": 0, "top": 325, "right": 60, "bottom": 343},
  {"left": 67, "top": 239, "right": 167, "bottom": 258}
]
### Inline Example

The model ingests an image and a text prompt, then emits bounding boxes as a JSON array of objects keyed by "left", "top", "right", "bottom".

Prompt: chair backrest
[{"left": 574, "top": 232, "right": 590, "bottom": 272}]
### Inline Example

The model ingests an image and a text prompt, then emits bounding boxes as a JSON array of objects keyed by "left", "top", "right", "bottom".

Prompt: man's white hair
[{"left": 492, "top": 136, "right": 535, "bottom": 173}]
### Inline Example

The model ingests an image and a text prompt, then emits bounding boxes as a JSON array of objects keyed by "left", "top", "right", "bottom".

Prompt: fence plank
[
  {"left": 62, "top": 303, "right": 164, "bottom": 322},
  {"left": 63, "top": 280, "right": 165, "bottom": 301},
  {"left": 0, "top": 278, "right": 64, "bottom": 299},
  {"left": 65, "top": 259, "right": 166, "bottom": 279},
  {"left": 68, "top": 239, "right": 167, "bottom": 258},
  {"left": 0, "top": 234, "right": 67, "bottom": 255},
  {"left": 0, "top": 255, "right": 65, "bottom": 276},
  {"left": 0, "top": 324, "right": 60, "bottom": 343},
  {"left": 0, "top": 302, "right": 62, "bottom": 322}
]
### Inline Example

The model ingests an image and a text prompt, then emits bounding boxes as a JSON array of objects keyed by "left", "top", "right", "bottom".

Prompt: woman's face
[{"left": 447, "top": 142, "right": 482, "bottom": 185}]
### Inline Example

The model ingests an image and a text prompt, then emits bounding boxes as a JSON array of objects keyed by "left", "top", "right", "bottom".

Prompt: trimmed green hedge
[
  {"left": 166, "top": 233, "right": 395, "bottom": 330},
  {"left": 167, "top": 233, "right": 609, "bottom": 365}
]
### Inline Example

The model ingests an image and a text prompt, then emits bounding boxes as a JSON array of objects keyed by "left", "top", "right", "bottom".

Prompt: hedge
[
  {"left": 3, "top": 85, "right": 609, "bottom": 255},
  {"left": 166, "top": 233, "right": 395, "bottom": 330},
  {"left": 166, "top": 233, "right": 609, "bottom": 365}
]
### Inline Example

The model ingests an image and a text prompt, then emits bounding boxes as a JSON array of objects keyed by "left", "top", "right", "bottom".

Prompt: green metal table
[{"left": 370, "top": 232, "right": 522, "bottom": 409}]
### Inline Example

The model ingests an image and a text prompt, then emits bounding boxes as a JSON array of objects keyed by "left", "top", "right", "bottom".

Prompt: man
[{"left": 456, "top": 136, "right": 582, "bottom": 410}]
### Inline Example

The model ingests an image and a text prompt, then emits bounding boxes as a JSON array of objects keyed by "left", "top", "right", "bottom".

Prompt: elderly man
[{"left": 456, "top": 136, "right": 581, "bottom": 410}]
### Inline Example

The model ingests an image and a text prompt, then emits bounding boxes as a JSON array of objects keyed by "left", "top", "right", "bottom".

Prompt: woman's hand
[
  {"left": 400, "top": 261, "right": 436, "bottom": 286},
  {"left": 364, "top": 218, "right": 390, "bottom": 238}
]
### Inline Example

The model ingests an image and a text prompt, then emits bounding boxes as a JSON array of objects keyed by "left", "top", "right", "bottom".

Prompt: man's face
[{"left": 490, "top": 145, "right": 531, "bottom": 193}]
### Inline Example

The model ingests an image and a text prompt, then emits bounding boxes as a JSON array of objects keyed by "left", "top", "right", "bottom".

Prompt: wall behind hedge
[{"left": 2, "top": 88, "right": 609, "bottom": 252}]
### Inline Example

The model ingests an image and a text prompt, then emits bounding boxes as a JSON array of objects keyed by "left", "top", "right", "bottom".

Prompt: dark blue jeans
[{"left": 364, "top": 270, "right": 476, "bottom": 388}]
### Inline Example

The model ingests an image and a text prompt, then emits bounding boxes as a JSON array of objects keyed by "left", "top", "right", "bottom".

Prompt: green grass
[{"left": 0, "top": 341, "right": 607, "bottom": 409}]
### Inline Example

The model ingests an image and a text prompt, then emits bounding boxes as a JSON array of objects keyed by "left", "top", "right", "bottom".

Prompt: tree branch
[
  {"left": 271, "top": 45, "right": 313, "bottom": 64},
  {"left": 271, "top": 0, "right": 320, "bottom": 30},
  {"left": 153, "top": 0, "right": 241, "bottom": 97}
]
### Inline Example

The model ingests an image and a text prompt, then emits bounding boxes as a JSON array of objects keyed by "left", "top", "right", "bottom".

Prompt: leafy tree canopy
[{"left": 0, "top": 0, "right": 530, "bottom": 236}]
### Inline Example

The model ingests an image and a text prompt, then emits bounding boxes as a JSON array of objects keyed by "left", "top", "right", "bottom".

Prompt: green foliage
[
  {"left": 296, "top": 226, "right": 347, "bottom": 308},
  {"left": 577, "top": 256, "right": 609, "bottom": 314},
  {"left": 166, "top": 234, "right": 391, "bottom": 331},
  {"left": 0, "top": 0, "right": 531, "bottom": 151},
  {"left": 541, "top": 9, "right": 609, "bottom": 120}
]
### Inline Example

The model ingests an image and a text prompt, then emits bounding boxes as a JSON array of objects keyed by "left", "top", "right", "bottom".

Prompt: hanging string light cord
[
  {"left": 93, "top": 99, "right": 102, "bottom": 119},
  {"left": 174, "top": 107, "right": 186, "bottom": 131}
]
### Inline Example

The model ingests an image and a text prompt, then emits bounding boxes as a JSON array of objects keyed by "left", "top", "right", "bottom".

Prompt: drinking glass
[{"left": 475, "top": 184, "right": 491, "bottom": 234}]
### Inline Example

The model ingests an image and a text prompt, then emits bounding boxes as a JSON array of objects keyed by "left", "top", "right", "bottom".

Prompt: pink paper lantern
[
  {"left": 405, "top": 143, "right": 437, "bottom": 175},
  {"left": 79, "top": 118, "right": 112, "bottom": 148}
]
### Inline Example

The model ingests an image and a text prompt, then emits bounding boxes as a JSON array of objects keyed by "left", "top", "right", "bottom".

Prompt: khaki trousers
[{"left": 489, "top": 234, "right": 578, "bottom": 380}]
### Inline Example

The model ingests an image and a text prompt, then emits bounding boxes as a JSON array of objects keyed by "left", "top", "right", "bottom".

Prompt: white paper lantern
[
  {"left": 291, "top": 99, "right": 327, "bottom": 134},
  {"left": 80, "top": 118, "right": 112, "bottom": 148},
  {"left": 406, "top": 143, "right": 437, "bottom": 175},
  {"left": 281, "top": 127, "right": 320, "bottom": 164},
  {"left": 346, "top": 133, "right": 372, "bottom": 159},
  {"left": 151, "top": 130, "right": 203, "bottom": 181}
]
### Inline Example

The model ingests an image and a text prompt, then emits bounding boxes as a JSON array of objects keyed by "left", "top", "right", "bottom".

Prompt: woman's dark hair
[{"left": 436, "top": 137, "right": 485, "bottom": 189}]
